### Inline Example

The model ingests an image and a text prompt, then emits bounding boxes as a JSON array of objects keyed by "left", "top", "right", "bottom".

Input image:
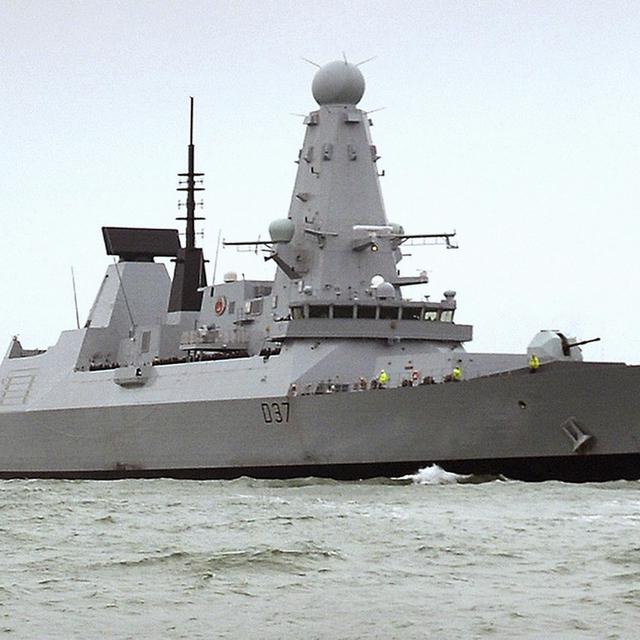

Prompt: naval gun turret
[{"left": 527, "top": 330, "right": 601, "bottom": 362}]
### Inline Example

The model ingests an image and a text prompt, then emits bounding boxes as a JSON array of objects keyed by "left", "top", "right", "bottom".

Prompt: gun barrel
[{"left": 568, "top": 337, "right": 601, "bottom": 349}]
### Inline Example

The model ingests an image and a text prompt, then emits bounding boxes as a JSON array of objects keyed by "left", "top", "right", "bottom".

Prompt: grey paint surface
[
  {"left": 1, "top": 61, "right": 638, "bottom": 480},
  {"left": 0, "top": 360, "right": 638, "bottom": 476}
]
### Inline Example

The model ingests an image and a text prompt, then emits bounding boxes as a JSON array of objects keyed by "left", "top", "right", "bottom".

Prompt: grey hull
[
  {"left": 6, "top": 62, "right": 635, "bottom": 484},
  {"left": 1, "top": 361, "right": 638, "bottom": 482}
]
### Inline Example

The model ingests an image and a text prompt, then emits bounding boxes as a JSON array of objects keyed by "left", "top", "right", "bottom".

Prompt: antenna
[
  {"left": 168, "top": 97, "right": 209, "bottom": 313},
  {"left": 212, "top": 229, "right": 222, "bottom": 284},
  {"left": 176, "top": 97, "right": 205, "bottom": 249},
  {"left": 70, "top": 267, "right": 80, "bottom": 329},
  {"left": 356, "top": 56, "right": 377, "bottom": 67},
  {"left": 112, "top": 258, "right": 136, "bottom": 336},
  {"left": 301, "top": 57, "right": 321, "bottom": 68}
]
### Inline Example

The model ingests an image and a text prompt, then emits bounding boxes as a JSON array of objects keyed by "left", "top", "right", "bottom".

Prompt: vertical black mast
[
  {"left": 168, "top": 97, "right": 208, "bottom": 312},
  {"left": 178, "top": 97, "right": 203, "bottom": 249}
]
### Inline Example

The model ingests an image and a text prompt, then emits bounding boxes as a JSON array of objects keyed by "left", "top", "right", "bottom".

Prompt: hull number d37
[{"left": 261, "top": 401, "right": 290, "bottom": 424}]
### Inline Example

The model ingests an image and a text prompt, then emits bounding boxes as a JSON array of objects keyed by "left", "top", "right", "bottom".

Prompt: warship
[{"left": 1, "top": 61, "right": 638, "bottom": 482}]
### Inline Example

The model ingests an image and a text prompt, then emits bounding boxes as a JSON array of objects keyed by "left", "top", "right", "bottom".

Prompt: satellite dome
[
  {"left": 269, "top": 218, "right": 295, "bottom": 243},
  {"left": 375, "top": 281, "right": 396, "bottom": 300},
  {"left": 312, "top": 61, "right": 365, "bottom": 106}
]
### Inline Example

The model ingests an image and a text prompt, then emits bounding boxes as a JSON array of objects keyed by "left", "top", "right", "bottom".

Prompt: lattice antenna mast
[
  {"left": 168, "top": 97, "right": 208, "bottom": 313},
  {"left": 177, "top": 97, "right": 205, "bottom": 248}
]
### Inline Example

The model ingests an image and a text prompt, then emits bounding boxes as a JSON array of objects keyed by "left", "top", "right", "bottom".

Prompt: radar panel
[{"left": 102, "top": 227, "right": 181, "bottom": 262}]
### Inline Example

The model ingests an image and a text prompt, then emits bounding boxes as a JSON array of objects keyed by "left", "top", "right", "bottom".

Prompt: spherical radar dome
[
  {"left": 375, "top": 282, "right": 396, "bottom": 300},
  {"left": 312, "top": 61, "right": 365, "bottom": 106},
  {"left": 269, "top": 218, "right": 295, "bottom": 243}
]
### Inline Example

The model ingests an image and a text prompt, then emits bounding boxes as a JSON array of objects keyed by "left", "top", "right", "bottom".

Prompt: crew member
[
  {"left": 377, "top": 369, "right": 389, "bottom": 388},
  {"left": 528, "top": 353, "right": 540, "bottom": 373},
  {"left": 451, "top": 366, "right": 462, "bottom": 382}
]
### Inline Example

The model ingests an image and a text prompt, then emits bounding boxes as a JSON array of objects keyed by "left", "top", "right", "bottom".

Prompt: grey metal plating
[{"left": 1, "top": 61, "right": 638, "bottom": 481}]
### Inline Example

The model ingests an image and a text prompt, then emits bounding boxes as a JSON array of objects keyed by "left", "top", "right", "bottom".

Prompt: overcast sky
[{"left": 1, "top": 0, "right": 639, "bottom": 363}]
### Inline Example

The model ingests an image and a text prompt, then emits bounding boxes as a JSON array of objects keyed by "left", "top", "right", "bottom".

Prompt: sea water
[{"left": 1, "top": 469, "right": 639, "bottom": 639}]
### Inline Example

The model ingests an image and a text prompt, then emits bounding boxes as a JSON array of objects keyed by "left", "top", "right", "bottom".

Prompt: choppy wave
[
  {"left": 219, "top": 474, "right": 418, "bottom": 488},
  {"left": 223, "top": 475, "right": 344, "bottom": 488},
  {"left": 394, "top": 464, "right": 501, "bottom": 485},
  {"left": 1, "top": 477, "right": 638, "bottom": 639},
  {"left": 91, "top": 545, "right": 341, "bottom": 573}
]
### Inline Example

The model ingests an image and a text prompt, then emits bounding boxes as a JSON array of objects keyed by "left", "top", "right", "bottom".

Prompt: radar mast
[{"left": 167, "top": 97, "right": 208, "bottom": 312}]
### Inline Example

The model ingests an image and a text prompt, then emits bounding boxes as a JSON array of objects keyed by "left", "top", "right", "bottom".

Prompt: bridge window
[
  {"left": 357, "top": 306, "right": 376, "bottom": 319},
  {"left": 440, "top": 310, "right": 454, "bottom": 322},
  {"left": 309, "top": 305, "right": 330, "bottom": 318},
  {"left": 379, "top": 306, "right": 399, "bottom": 320},
  {"left": 401, "top": 307, "right": 421, "bottom": 320},
  {"left": 333, "top": 305, "right": 354, "bottom": 319},
  {"left": 423, "top": 310, "right": 438, "bottom": 321},
  {"left": 291, "top": 306, "right": 304, "bottom": 320}
]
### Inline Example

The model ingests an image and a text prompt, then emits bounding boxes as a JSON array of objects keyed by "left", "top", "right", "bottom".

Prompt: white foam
[{"left": 397, "top": 464, "right": 471, "bottom": 485}]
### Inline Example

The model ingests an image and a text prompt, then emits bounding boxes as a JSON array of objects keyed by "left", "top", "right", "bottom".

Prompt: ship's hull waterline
[{"left": 1, "top": 361, "right": 638, "bottom": 482}]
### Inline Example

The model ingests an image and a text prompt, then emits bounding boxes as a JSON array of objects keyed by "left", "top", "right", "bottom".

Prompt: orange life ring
[{"left": 214, "top": 296, "right": 226, "bottom": 316}]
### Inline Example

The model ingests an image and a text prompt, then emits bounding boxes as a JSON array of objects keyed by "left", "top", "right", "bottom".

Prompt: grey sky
[{"left": 1, "top": 0, "right": 639, "bottom": 362}]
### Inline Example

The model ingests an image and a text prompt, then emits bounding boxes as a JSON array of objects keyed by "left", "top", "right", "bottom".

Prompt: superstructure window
[
  {"left": 423, "top": 310, "right": 438, "bottom": 321},
  {"left": 333, "top": 305, "right": 354, "bottom": 319},
  {"left": 440, "top": 310, "right": 454, "bottom": 322},
  {"left": 357, "top": 306, "right": 376, "bottom": 319},
  {"left": 245, "top": 298, "right": 263, "bottom": 315},
  {"left": 401, "top": 307, "right": 421, "bottom": 320},
  {"left": 308, "top": 305, "right": 330, "bottom": 318},
  {"left": 379, "top": 306, "right": 399, "bottom": 320},
  {"left": 291, "top": 306, "right": 304, "bottom": 320}
]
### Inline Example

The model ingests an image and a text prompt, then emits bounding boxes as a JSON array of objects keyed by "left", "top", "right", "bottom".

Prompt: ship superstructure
[{"left": 1, "top": 61, "right": 638, "bottom": 481}]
